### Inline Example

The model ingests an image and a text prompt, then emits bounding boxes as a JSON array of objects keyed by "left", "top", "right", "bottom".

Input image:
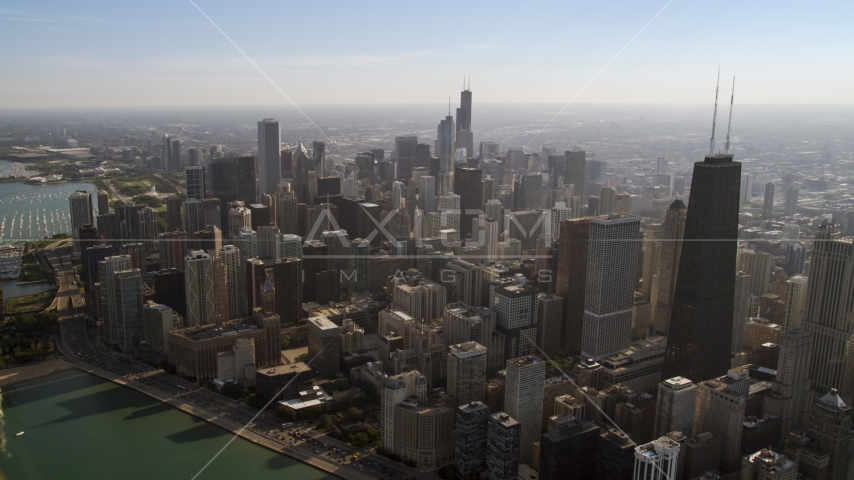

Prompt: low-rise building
[{"left": 255, "top": 362, "right": 313, "bottom": 402}]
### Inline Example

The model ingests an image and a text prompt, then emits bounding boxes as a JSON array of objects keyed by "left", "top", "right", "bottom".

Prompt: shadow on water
[
  {"left": 166, "top": 422, "right": 230, "bottom": 444},
  {"left": 264, "top": 452, "right": 335, "bottom": 477},
  {"left": 123, "top": 402, "right": 172, "bottom": 421},
  {"left": 35, "top": 384, "right": 155, "bottom": 428},
  {"left": 1, "top": 370, "right": 93, "bottom": 408}
]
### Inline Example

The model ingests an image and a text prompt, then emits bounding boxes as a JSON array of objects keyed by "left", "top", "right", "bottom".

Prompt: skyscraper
[
  {"left": 732, "top": 271, "right": 752, "bottom": 355},
  {"left": 484, "top": 413, "right": 521, "bottom": 480},
  {"left": 504, "top": 355, "right": 545, "bottom": 464},
  {"left": 162, "top": 134, "right": 172, "bottom": 171},
  {"left": 219, "top": 245, "right": 241, "bottom": 321},
  {"left": 536, "top": 293, "right": 563, "bottom": 358},
  {"left": 437, "top": 116, "right": 455, "bottom": 174},
  {"left": 69, "top": 189, "right": 94, "bottom": 254},
  {"left": 166, "top": 194, "right": 183, "bottom": 232},
  {"left": 395, "top": 135, "right": 418, "bottom": 181},
  {"left": 455, "top": 401, "right": 490, "bottom": 479},
  {"left": 804, "top": 389, "right": 853, "bottom": 479},
  {"left": 564, "top": 151, "right": 586, "bottom": 198},
  {"left": 307, "top": 316, "right": 340, "bottom": 378},
  {"left": 762, "top": 181, "right": 775, "bottom": 220},
  {"left": 257, "top": 118, "right": 281, "bottom": 198},
  {"left": 633, "top": 436, "right": 682, "bottom": 480},
  {"left": 663, "top": 154, "right": 741, "bottom": 383},
  {"left": 803, "top": 222, "right": 854, "bottom": 402},
  {"left": 99, "top": 255, "right": 133, "bottom": 345},
  {"left": 652, "top": 199, "right": 687, "bottom": 336},
  {"left": 782, "top": 274, "right": 807, "bottom": 332},
  {"left": 456, "top": 83, "right": 473, "bottom": 159},
  {"left": 448, "top": 342, "right": 488, "bottom": 406},
  {"left": 655, "top": 376, "right": 697, "bottom": 438},
  {"left": 490, "top": 275, "right": 539, "bottom": 361},
  {"left": 555, "top": 217, "right": 590, "bottom": 355},
  {"left": 538, "top": 418, "right": 599, "bottom": 480},
  {"left": 694, "top": 367, "right": 750, "bottom": 472},
  {"left": 185, "top": 250, "right": 215, "bottom": 328},
  {"left": 784, "top": 185, "right": 799, "bottom": 216},
  {"left": 111, "top": 269, "right": 144, "bottom": 353},
  {"left": 737, "top": 250, "right": 773, "bottom": 297},
  {"left": 272, "top": 258, "right": 302, "bottom": 327},
  {"left": 185, "top": 165, "right": 206, "bottom": 201},
  {"left": 764, "top": 327, "right": 813, "bottom": 445},
  {"left": 454, "top": 165, "right": 482, "bottom": 239},
  {"left": 581, "top": 215, "right": 640, "bottom": 360}
]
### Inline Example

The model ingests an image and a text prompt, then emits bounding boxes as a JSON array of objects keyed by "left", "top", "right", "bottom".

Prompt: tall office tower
[
  {"left": 187, "top": 147, "right": 199, "bottom": 166},
  {"left": 484, "top": 412, "right": 521, "bottom": 480},
  {"left": 740, "top": 449, "right": 798, "bottom": 480},
  {"left": 381, "top": 370, "right": 428, "bottom": 452},
  {"left": 555, "top": 218, "right": 590, "bottom": 355},
  {"left": 764, "top": 328, "right": 813, "bottom": 444},
  {"left": 417, "top": 175, "right": 437, "bottom": 214},
  {"left": 448, "top": 342, "right": 488, "bottom": 405},
  {"left": 272, "top": 258, "right": 302, "bottom": 327},
  {"left": 737, "top": 250, "right": 773, "bottom": 297},
  {"left": 166, "top": 194, "right": 183, "bottom": 232},
  {"left": 654, "top": 156, "right": 668, "bottom": 174},
  {"left": 805, "top": 389, "right": 854, "bottom": 479},
  {"left": 613, "top": 194, "right": 632, "bottom": 215},
  {"left": 161, "top": 134, "right": 171, "bottom": 171},
  {"left": 183, "top": 199, "right": 205, "bottom": 242},
  {"left": 490, "top": 276, "right": 539, "bottom": 361},
  {"left": 549, "top": 202, "right": 571, "bottom": 243},
  {"left": 739, "top": 173, "right": 753, "bottom": 207},
  {"left": 564, "top": 151, "right": 586, "bottom": 198},
  {"left": 694, "top": 368, "right": 750, "bottom": 472},
  {"left": 311, "top": 140, "right": 326, "bottom": 176},
  {"left": 99, "top": 255, "right": 133, "bottom": 344},
  {"left": 655, "top": 376, "right": 697, "bottom": 438},
  {"left": 276, "top": 190, "right": 297, "bottom": 234},
  {"left": 455, "top": 401, "right": 490, "bottom": 479},
  {"left": 581, "top": 215, "right": 639, "bottom": 360},
  {"left": 210, "top": 157, "right": 257, "bottom": 215},
  {"left": 293, "top": 142, "right": 312, "bottom": 204},
  {"left": 596, "top": 429, "right": 635, "bottom": 480},
  {"left": 142, "top": 301, "right": 175, "bottom": 354},
  {"left": 587, "top": 160, "right": 606, "bottom": 185},
  {"left": 218, "top": 245, "right": 241, "bottom": 321},
  {"left": 785, "top": 243, "right": 806, "bottom": 276},
  {"left": 395, "top": 135, "right": 418, "bottom": 180},
  {"left": 782, "top": 274, "right": 807, "bottom": 331},
  {"left": 663, "top": 154, "right": 741, "bottom": 383},
  {"left": 96, "top": 190, "right": 109, "bottom": 215},
  {"left": 184, "top": 250, "right": 215, "bottom": 328},
  {"left": 277, "top": 234, "right": 302, "bottom": 260},
  {"left": 247, "top": 203, "right": 272, "bottom": 231},
  {"left": 111, "top": 269, "right": 144, "bottom": 352},
  {"left": 804, "top": 222, "right": 854, "bottom": 402},
  {"left": 184, "top": 166, "right": 205, "bottom": 201},
  {"left": 153, "top": 268, "right": 186, "bottom": 318},
  {"left": 202, "top": 198, "right": 221, "bottom": 231},
  {"left": 504, "top": 355, "right": 545, "bottom": 464},
  {"left": 485, "top": 199, "right": 503, "bottom": 234},
  {"left": 158, "top": 230, "right": 188, "bottom": 270},
  {"left": 307, "top": 316, "right": 340, "bottom": 378},
  {"left": 599, "top": 186, "right": 616, "bottom": 215},
  {"left": 257, "top": 118, "right": 281, "bottom": 198},
  {"left": 455, "top": 166, "right": 482, "bottom": 239},
  {"left": 633, "top": 436, "right": 682, "bottom": 480},
  {"left": 762, "top": 181, "right": 775, "bottom": 220},
  {"left": 652, "top": 200, "right": 687, "bottom": 336},
  {"left": 479, "top": 142, "right": 500, "bottom": 159},
  {"left": 171, "top": 138, "right": 181, "bottom": 171},
  {"left": 228, "top": 203, "right": 251, "bottom": 239},
  {"left": 455, "top": 84, "right": 473, "bottom": 158},
  {"left": 732, "top": 271, "right": 752, "bottom": 356},
  {"left": 538, "top": 419, "right": 598, "bottom": 480},
  {"left": 536, "top": 293, "right": 563, "bottom": 358},
  {"left": 437, "top": 116, "right": 456, "bottom": 174},
  {"left": 443, "top": 258, "right": 484, "bottom": 307},
  {"left": 256, "top": 225, "right": 279, "bottom": 260},
  {"left": 784, "top": 186, "right": 799, "bottom": 216},
  {"left": 69, "top": 189, "right": 94, "bottom": 254}
]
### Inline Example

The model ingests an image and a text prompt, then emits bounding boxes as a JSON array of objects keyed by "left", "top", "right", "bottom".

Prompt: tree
[
  {"left": 351, "top": 432, "right": 369, "bottom": 447},
  {"left": 246, "top": 393, "right": 265, "bottom": 409},
  {"left": 346, "top": 406, "right": 364, "bottom": 421},
  {"left": 318, "top": 415, "right": 334, "bottom": 431},
  {"left": 276, "top": 405, "right": 297, "bottom": 421},
  {"left": 281, "top": 335, "right": 291, "bottom": 348}
]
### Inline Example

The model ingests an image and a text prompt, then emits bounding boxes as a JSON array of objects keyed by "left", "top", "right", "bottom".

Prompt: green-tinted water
[{"left": 0, "top": 369, "right": 334, "bottom": 480}]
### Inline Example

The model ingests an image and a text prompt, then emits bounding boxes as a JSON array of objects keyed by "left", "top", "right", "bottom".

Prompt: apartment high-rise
[
  {"left": 804, "top": 222, "right": 854, "bottom": 402},
  {"left": 633, "top": 436, "right": 682, "bottom": 480},
  {"left": 599, "top": 186, "right": 616, "bottom": 215},
  {"left": 738, "top": 250, "right": 773, "bottom": 297},
  {"left": 655, "top": 376, "right": 697, "bottom": 438},
  {"left": 257, "top": 118, "right": 281, "bottom": 198},
  {"left": 448, "top": 342, "right": 488, "bottom": 405},
  {"left": 741, "top": 449, "right": 798, "bottom": 480},
  {"left": 381, "top": 370, "right": 428, "bottom": 453},
  {"left": 764, "top": 327, "right": 813, "bottom": 445},
  {"left": 218, "top": 245, "right": 241, "bottom": 321},
  {"left": 504, "top": 355, "right": 545, "bottom": 464},
  {"left": 581, "top": 215, "right": 640, "bottom": 360},
  {"left": 555, "top": 217, "right": 590, "bottom": 355},
  {"left": 652, "top": 200, "right": 687, "bottom": 336},
  {"left": 111, "top": 269, "right": 144, "bottom": 353},
  {"left": 484, "top": 413, "right": 521, "bottom": 480},
  {"left": 663, "top": 154, "right": 741, "bottom": 383},
  {"left": 782, "top": 274, "right": 807, "bottom": 332},
  {"left": 69, "top": 189, "right": 94, "bottom": 254},
  {"left": 99, "top": 255, "right": 133, "bottom": 345},
  {"left": 455, "top": 401, "right": 490, "bottom": 479},
  {"left": 142, "top": 301, "right": 175, "bottom": 354},
  {"left": 184, "top": 250, "right": 215, "bottom": 328},
  {"left": 762, "top": 181, "right": 775, "bottom": 220}
]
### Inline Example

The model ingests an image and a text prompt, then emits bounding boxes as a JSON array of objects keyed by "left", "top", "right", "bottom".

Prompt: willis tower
[{"left": 456, "top": 79, "right": 473, "bottom": 159}]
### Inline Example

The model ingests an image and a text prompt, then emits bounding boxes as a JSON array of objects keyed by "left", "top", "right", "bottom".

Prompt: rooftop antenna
[
  {"left": 463, "top": 76, "right": 465, "bottom": 90},
  {"left": 724, "top": 76, "right": 736, "bottom": 155},
  {"left": 449, "top": 96, "right": 451, "bottom": 116},
  {"left": 709, "top": 65, "right": 721, "bottom": 156}
]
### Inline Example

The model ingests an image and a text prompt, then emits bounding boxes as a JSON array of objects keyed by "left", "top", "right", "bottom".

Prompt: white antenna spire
[
  {"left": 724, "top": 76, "right": 735, "bottom": 155},
  {"left": 709, "top": 65, "right": 721, "bottom": 156}
]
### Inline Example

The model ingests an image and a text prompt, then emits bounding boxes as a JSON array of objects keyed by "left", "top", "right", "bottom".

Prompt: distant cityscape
[{"left": 2, "top": 80, "right": 854, "bottom": 480}]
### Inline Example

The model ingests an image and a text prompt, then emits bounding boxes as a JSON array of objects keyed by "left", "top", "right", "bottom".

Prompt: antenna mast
[
  {"left": 724, "top": 76, "right": 735, "bottom": 155},
  {"left": 709, "top": 66, "right": 721, "bottom": 156}
]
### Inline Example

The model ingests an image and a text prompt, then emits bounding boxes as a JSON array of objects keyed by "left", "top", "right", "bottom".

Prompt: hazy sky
[{"left": 1, "top": 1, "right": 852, "bottom": 109}]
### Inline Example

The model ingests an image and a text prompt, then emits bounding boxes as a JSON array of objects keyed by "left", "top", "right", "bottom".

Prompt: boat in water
[{"left": 16, "top": 431, "right": 24, "bottom": 437}]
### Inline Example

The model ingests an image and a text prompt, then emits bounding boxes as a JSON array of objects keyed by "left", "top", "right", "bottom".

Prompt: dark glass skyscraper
[
  {"left": 454, "top": 165, "right": 482, "bottom": 239},
  {"left": 663, "top": 154, "right": 741, "bottom": 382}
]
